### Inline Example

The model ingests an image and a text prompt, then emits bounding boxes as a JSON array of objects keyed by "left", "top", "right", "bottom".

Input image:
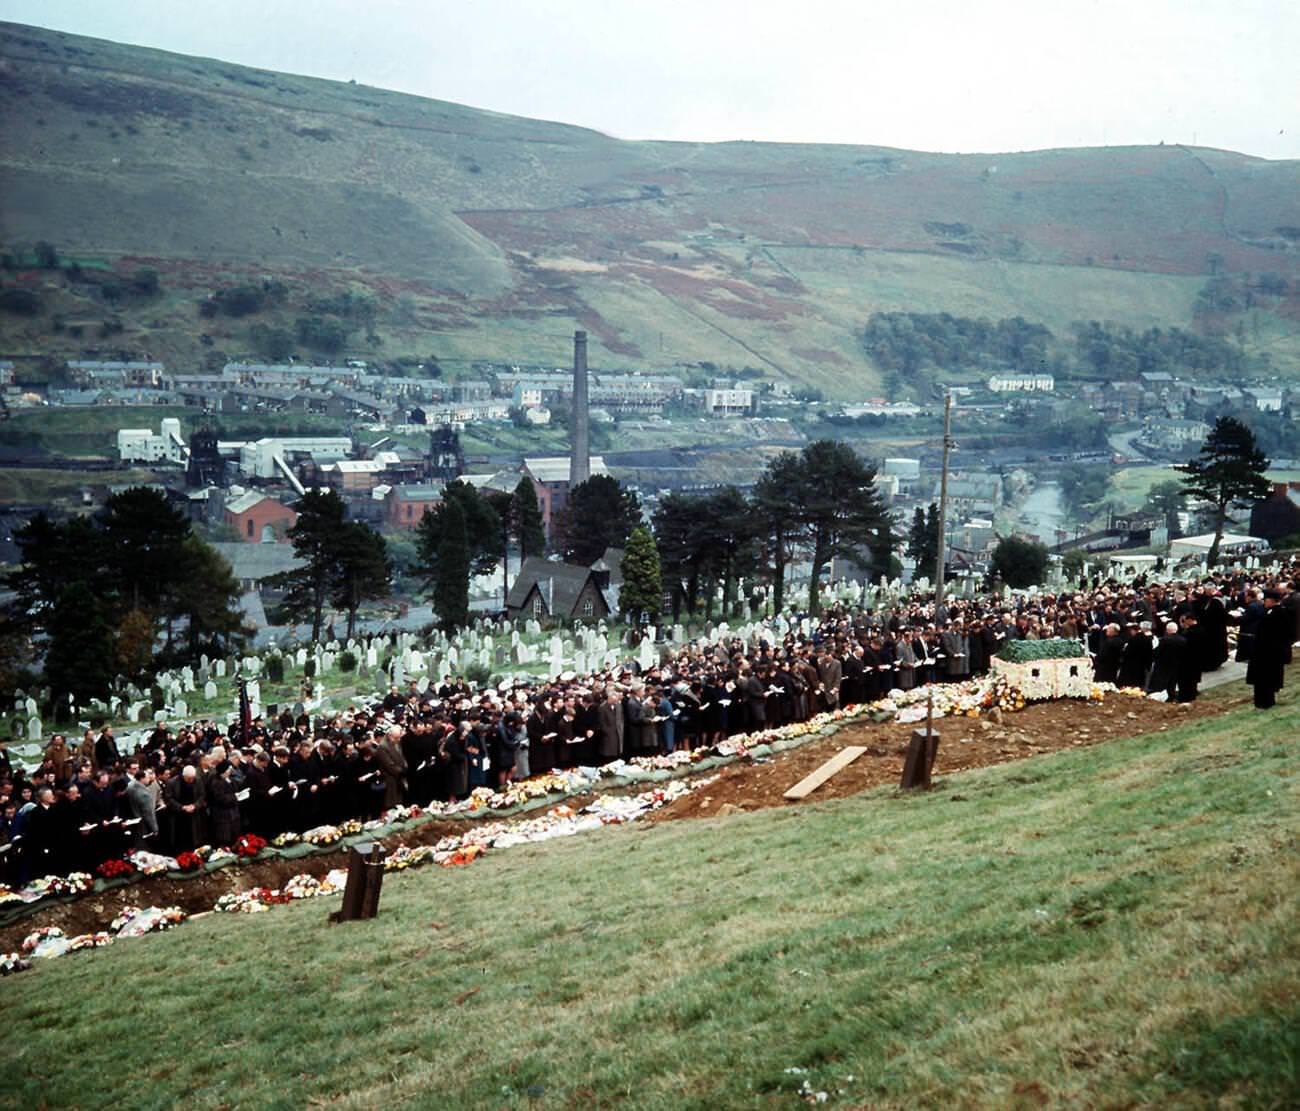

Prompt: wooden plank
[{"left": 783, "top": 746, "right": 868, "bottom": 800}]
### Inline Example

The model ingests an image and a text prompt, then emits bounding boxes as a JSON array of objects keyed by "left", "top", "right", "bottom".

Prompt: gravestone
[
  {"left": 27, "top": 718, "right": 42, "bottom": 742},
  {"left": 215, "top": 660, "right": 227, "bottom": 679},
  {"left": 204, "top": 681, "right": 218, "bottom": 701}
]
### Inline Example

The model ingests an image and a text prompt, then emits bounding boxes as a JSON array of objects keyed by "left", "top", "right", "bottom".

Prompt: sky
[{"left": 2, "top": 0, "right": 1296, "bottom": 159}]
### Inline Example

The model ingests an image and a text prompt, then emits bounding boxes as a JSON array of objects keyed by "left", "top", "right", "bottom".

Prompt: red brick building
[
  {"left": 224, "top": 491, "right": 298, "bottom": 542},
  {"left": 384, "top": 485, "right": 442, "bottom": 530}
]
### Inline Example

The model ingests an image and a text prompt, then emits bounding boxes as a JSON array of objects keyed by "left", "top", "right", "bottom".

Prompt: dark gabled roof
[{"left": 506, "top": 556, "right": 602, "bottom": 617}]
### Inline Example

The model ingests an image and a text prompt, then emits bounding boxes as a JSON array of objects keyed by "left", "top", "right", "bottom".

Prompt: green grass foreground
[{"left": 4, "top": 691, "right": 1298, "bottom": 1110}]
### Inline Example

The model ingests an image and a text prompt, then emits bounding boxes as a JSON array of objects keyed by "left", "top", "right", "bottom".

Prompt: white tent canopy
[{"left": 1168, "top": 533, "right": 1269, "bottom": 560}]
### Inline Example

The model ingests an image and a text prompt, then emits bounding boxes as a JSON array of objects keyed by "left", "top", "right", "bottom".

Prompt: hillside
[
  {"left": 3, "top": 684, "right": 1296, "bottom": 1108},
  {"left": 1, "top": 21, "right": 1299, "bottom": 394}
]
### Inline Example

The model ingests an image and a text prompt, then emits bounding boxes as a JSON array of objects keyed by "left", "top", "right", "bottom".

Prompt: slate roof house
[{"left": 506, "top": 556, "right": 616, "bottom": 623}]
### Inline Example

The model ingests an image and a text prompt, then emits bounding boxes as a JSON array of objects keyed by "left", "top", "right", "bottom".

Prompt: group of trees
[
  {"left": 860, "top": 311, "right": 1262, "bottom": 394},
  {"left": 412, "top": 478, "right": 546, "bottom": 631},
  {"left": 862, "top": 312, "right": 1053, "bottom": 376},
  {"left": 269, "top": 490, "right": 392, "bottom": 641},
  {"left": 654, "top": 440, "right": 891, "bottom": 621},
  {"left": 5, "top": 489, "right": 249, "bottom": 714}
]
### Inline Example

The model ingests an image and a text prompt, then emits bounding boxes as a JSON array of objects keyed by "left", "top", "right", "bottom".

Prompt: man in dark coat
[
  {"left": 1283, "top": 580, "right": 1300, "bottom": 663},
  {"left": 596, "top": 687, "right": 625, "bottom": 762},
  {"left": 1235, "top": 589, "right": 1266, "bottom": 663},
  {"left": 1146, "top": 623, "right": 1185, "bottom": 699},
  {"left": 206, "top": 761, "right": 241, "bottom": 847},
  {"left": 374, "top": 727, "right": 409, "bottom": 809},
  {"left": 163, "top": 765, "right": 206, "bottom": 852},
  {"left": 1247, "top": 590, "right": 1290, "bottom": 709},
  {"left": 1092, "top": 624, "right": 1124, "bottom": 683},
  {"left": 1117, "top": 624, "right": 1155, "bottom": 689},
  {"left": 1175, "top": 614, "right": 1204, "bottom": 703},
  {"left": 1193, "top": 587, "right": 1229, "bottom": 672}
]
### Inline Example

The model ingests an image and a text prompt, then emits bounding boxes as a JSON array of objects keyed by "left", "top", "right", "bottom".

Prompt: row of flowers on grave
[
  {"left": 5, "top": 904, "right": 190, "bottom": 970},
  {"left": 1, "top": 781, "right": 698, "bottom": 972}
]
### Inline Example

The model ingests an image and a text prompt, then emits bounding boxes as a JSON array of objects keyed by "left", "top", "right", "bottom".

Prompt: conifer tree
[
  {"left": 619, "top": 526, "right": 663, "bottom": 627},
  {"left": 511, "top": 478, "right": 547, "bottom": 560},
  {"left": 1176, "top": 416, "right": 1271, "bottom": 566},
  {"left": 433, "top": 497, "right": 470, "bottom": 631}
]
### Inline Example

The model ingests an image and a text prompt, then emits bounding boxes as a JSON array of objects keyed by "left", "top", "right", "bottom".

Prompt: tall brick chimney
[{"left": 570, "top": 329, "right": 590, "bottom": 486}]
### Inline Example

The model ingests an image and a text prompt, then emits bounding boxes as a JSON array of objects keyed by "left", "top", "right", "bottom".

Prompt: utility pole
[{"left": 934, "top": 391, "right": 953, "bottom": 611}]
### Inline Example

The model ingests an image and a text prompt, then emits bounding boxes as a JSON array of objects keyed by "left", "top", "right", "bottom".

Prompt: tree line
[
  {"left": 861, "top": 311, "right": 1264, "bottom": 390},
  {"left": 5, "top": 489, "right": 249, "bottom": 716}
]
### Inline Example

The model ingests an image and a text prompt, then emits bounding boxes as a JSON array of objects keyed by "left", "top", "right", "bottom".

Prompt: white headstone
[
  {"left": 203, "top": 680, "right": 218, "bottom": 700},
  {"left": 27, "top": 717, "right": 42, "bottom": 742},
  {"left": 215, "top": 660, "right": 227, "bottom": 679}
]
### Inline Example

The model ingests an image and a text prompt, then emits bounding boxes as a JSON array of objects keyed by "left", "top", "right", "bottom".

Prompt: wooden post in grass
[
  {"left": 330, "top": 842, "right": 387, "bottom": 923},
  {"left": 901, "top": 691, "right": 940, "bottom": 790}
]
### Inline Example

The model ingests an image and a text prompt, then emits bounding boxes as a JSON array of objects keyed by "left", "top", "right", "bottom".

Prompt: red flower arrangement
[
  {"left": 96, "top": 859, "right": 136, "bottom": 880},
  {"left": 174, "top": 851, "right": 202, "bottom": 873},
  {"left": 234, "top": 834, "right": 268, "bottom": 859}
]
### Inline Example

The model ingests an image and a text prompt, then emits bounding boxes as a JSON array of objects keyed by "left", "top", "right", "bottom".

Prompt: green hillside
[
  {"left": 4, "top": 686, "right": 1296, "bottom": 1109},
  {"left": 0, "top": 21, "right": 1298, "bottom": 394}
]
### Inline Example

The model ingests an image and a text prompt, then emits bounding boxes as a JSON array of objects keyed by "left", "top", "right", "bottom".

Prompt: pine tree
[
  {"left": 990, "top": 536, "right": 1049, "bottom": 588},
  {"left": 511, "top": 478, "right": 547, "bottom": 560},
  {"left": 555, "top": 475, "right": 641, "bottom": 565},
  {"left": 906, "top": 503, "right": 939, "bottom": 576},
  {"left": 271, "top": 489, "right": 348, "bottom": 642},
  {"left": 330, "top": 523, "right": 392, "bottom": 639},
  {"left": 1176, "top": 416, "right": 1272, "bottom": 566},
  {"left": 44, "top": 582, "right": 117, "bottom": 718},
  {"left": 752, "top": 451, "right": 806, "bottom": 615},
  {"left": 433, "top": 497, "right": 470, "bottom": 632},
  {"left": 785, "top": 440, "right": 887, "bottom": 615},
  {"left": 619, "top": 526, "right": 663, "bottom": 626}
]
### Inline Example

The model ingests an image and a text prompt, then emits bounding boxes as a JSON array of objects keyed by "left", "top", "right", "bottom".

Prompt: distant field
[
  {"left": 1111, "top": 464, "right": 1300, "bottom": 510},
  {"left": 0, "top": 406, "right": 351, "bottom": 459},
  {"left": 0, "top": 467, "right": 160, "bottom": 505},
  {"left": 0, "top": 406, "right": 190, "bottom": 458}
]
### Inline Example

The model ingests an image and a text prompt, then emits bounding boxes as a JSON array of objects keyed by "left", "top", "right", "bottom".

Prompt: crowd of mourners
[{"left": 3, "top": 559, "right": 1297, "bottom": 887}]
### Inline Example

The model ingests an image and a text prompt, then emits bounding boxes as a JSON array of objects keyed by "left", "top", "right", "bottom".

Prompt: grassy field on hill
[
  {"left": 3, "top": 683, "right": 1296, "bottom": 1109},
  {"left": 2, "top": 22, "right": 1296, "bottom": 391}
]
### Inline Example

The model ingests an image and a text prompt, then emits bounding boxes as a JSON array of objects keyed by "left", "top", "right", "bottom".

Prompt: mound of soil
[{"left": 647, "top": 695, "right": 1220, "bottom": 824}]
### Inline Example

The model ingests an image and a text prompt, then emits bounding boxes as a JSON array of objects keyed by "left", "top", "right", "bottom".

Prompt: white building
[
  {"left": 117, "top": 418, "right": 186, "bottom": 464},
  {"left": 882, "top": 458, "right": 921, "bottom": 480},
  {"left": 701, "top": 388, "right": 755, "bottom": 417},
  {"left": 238, "top": 436, "right": 352, "bottom": 478},
  {"left": 1244, "top": 387, "right": 1283, "bottom": 413},
  {"left": 988, "top": 373, "right": 1055, "bottom": 393}
]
